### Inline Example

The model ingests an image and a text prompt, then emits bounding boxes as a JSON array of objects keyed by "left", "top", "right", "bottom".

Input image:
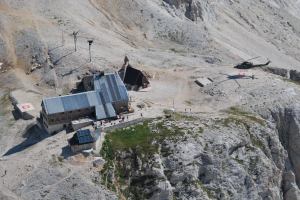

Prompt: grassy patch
[
  {"left": 0, "top": 91, "right": 11, "bottom": 116},
  {"left": 163, "top": 109, "right": 173, "bottom": 115},
  {"left": 198, "top": 127, "right": 204, "bottom": 134},
  {"left": 233, "top": 157, "right": 244, "bottom": 165},
  {"left": 102, "top": 121, "right": 185, "bottom": 157},
  {"left": 104, "top": 122, "right": 157, "bottom": 155},
  {"left": 49, "top": 155, "right": 63, "bottom": 166},
  {"left": 222, "top": 116, "right": 247, "bottom": 127},
  {"left": 249, "top": 134, "right": 265, "bottom": 151},
  {"left": 195, "top": 180, "right": 214, "bottom": 198},
  {"left": 216, "top": 107, "right": 267, "bottom": 154},
  {"left": 163, "top": 109, "right": 197, "bottom": 121},
  {"left": 282, "top": 77, "right": 300, "bottom": 86},
  {"left": 169, "top": 48, "right": 186, "bottom": 54},
  {"left": 100, "top": 120, "right": 186, "bottom": 196},
  {"left": 223, "top": 107, "right": 266, "bottom": 126},
  {"left": 184, "top": 100, "right": 193, "bottom": 106},
  {"left": 100, "top": 112, "right": 205, "bottom": 198}
]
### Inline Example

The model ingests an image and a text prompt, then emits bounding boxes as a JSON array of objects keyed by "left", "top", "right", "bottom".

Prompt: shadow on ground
[
  {"left": 2, "top": 123, "right": 49, "bottom": 156},
  {"left": 53, "top": 51, "right": 74, "bottom": 65},
  {"left": 60, "top": 145, "right": 73, "bottom": 159},
  {"left": 11, "top": 110, "right": 21, "bottom": 120}
]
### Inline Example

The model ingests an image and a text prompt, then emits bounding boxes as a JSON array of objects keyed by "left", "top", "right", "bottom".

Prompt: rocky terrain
[{"left": 1, "top": 0, "right": 300, "bottom": 199}]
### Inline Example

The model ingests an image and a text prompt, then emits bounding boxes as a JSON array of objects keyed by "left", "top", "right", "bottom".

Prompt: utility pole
[
  {"left": 173, "top": 99, "right": 175, "bottom": 111},
  {"left": 88, "top": 39, "right": 94, "bottom": 62},
  {"left": 72, "top": 31, "right": 79, "bottom": 52},
  {"left": 123, "top": 55, "right": 129, "bottom": 81},
  {"left": 61, "top": 30, "right": 65, "bottom": 46}
]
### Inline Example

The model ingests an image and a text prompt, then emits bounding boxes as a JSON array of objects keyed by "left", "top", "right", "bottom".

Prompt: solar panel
[{"left": 76, "top": 129, "right": 94, "bottom": 144}]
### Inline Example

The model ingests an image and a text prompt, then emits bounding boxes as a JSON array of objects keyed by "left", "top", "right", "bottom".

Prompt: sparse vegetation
[
  {"left": 101, "top": 120, "right": 186, "bottom": 160},
  {"left": 234, "top": 157, "right": 244, "bottom": 165},
  {"left": 100, "top": 113, "right": 205, "bottom": 198},
  {"left": 0, "top": 91, "right": 11, "bottom": 117},
  {"left": 220, "top": 107, "right": 266, "bottom": 127},
  {"left": 282, "top": 77, "right": 300, "bottom": 86},
  {"left": 195, "top": 180, "right": 214, "bottom": 199},
  {"left": 198, "top": 127, "right": 204, "bottom": 134},
  {"left": 225, "top": 107, "right": 265, "bottom": 126},
  {"left": 163, "top": 109, "right": 197, "bottom": 121},
  {"left": 103, "top": 122, "right": 157, "bottom": 156},
  {"left": 49, "top": 155, "right": 63, "bottom": 166},
  {"left": 217, "top": 107, "right": 268, "bottom": 154},
  {"left": 169, "top": 48, "right": 186, "bottom": 54},
  {"left": 100, "top": 119, "right": 186, "bottom": 197},
  {"left": 249, "top": 134, "right": 266, "bottom": 152},
  {"left": 184, "top": 100, "right": 193, "bottom": 106}
]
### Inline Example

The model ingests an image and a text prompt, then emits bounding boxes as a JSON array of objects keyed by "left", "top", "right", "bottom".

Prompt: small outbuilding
[
  {"left": 16, "top": 103, "right": 35, "bottom": 120},
  {"left": 68, "top": 129, "right": 101, "bottom": 153},
  {"left": 195, "top": 78, "right": 213, "bottom": 87},
  {"left": 118, "top": 56, "right": 150, "bottom": 91}
]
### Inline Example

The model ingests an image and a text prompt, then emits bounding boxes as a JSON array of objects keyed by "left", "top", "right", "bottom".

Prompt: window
[{"left": 44, "top": 121, "right": 48, "bottom": 128}]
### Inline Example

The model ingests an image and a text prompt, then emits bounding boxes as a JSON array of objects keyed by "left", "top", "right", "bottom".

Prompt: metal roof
[
  {"left": 42, "top": 73, "right": 128, "bottom": 120},
  {"left": 43, "top": 91, "right": 103, "bottom": 115},
  {"left": 95, "top": 103, "right": 116, "bottom": 120},
  {"left": 93, "top": 73, "right": 129, "bottom": 103}
]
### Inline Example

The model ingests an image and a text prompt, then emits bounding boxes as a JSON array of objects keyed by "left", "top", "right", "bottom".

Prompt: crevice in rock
[
  {"left": 270, "top": 107, "right": 300, "bottom": 199},
  {"left": 163, "top": 0, "right": 204, "bottom": 21}
]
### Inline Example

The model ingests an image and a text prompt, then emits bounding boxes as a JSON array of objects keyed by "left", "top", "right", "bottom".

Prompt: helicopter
[{"left": 234, "top": 56, "right": 271, "bottom": 69}]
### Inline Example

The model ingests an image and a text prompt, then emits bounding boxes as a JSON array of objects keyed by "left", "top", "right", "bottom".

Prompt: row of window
[{"left": 48, "top": 114, "right": 93, "bottom": 124}]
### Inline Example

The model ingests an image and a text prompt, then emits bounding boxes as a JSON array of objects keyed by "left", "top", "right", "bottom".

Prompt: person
[
  {"left": 1, "top": 170, "right": 6, "bottom": 177},
  {"left": 124, "top": 56, "right": 129, "bottom": 65}
]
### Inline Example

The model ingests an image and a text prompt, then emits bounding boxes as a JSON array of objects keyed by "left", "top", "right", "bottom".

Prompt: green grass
[
  {"left": 163, "top": 109, "right": 197, "bottom": 121},
  {"left": 169, "top": 48, "right": 186, "bottom": 54},
  {"left": 222, "top": 107, "right": 266, "bottom": 126},
  {"left": 184, "top": 100, "right": 193, "bottom": 106},
  {"left": 215, "top": 107, "right": 267, "bottom": 153},
  {"left": 100, "top": 113, "right": 206, "bottom": 198},
  {"left": 105, "top": 122, "right": 157, "bottom": 155},
  {"left": 102, "top": 121, "right": 185, "bottom": 158},
  {"left": 234, "top": 157, "right": 244, "bottom": 165},
  {"left": 249, "top": 134, "right": 265, "bottom": 151},
  {"left": 282, "top": 77, "right": 300, "bottom": 86},
  {"left": 0, "top": 91, "right": 11, "bottom": 116},
  {"left": 195, "top": 180, "right": 214, "bottom": 199},
  {"left": 100, "top": 120, "right": 188, "bottom": 198},
  {"left": 198, "top": 127, "right": 204, "bottom": 134},
  {"left": 220, "top": 107, "right": 267, "bottom": 153},
  {"left": 223, "top": 116, "right": 247, "bottom": 127}
]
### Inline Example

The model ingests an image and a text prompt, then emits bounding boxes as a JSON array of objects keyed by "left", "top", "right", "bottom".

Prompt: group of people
[{"left": 185, "top": 108, "right": 192, "bottom": 112}]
